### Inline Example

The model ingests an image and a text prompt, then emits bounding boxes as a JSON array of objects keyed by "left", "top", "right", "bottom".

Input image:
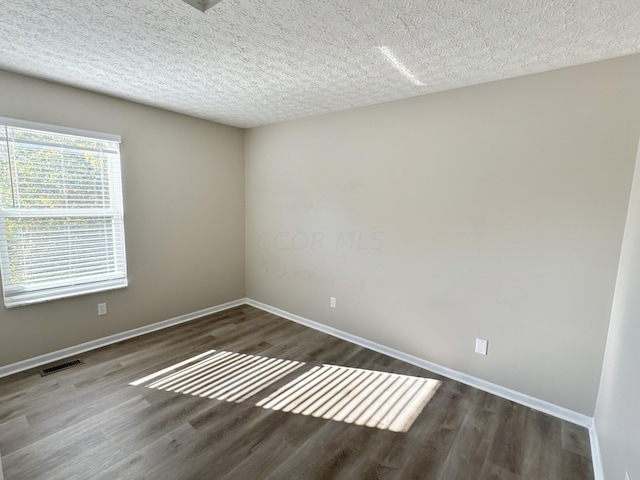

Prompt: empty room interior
[{"left": 0, "top": 1, "right": 639, "bottom": 479}]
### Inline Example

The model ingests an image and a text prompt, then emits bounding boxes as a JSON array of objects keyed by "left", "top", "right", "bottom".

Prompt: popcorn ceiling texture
[{"left": 0, "top": 0, "right": 639, "bottom": 128}]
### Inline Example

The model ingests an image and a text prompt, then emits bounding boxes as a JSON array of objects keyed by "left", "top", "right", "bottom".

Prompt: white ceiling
[{"left": 1, "top": 0, "right": 639, "bottom": 128}]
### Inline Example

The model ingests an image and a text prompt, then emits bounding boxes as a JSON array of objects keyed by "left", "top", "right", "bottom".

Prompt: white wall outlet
[
  {"left": 330, "top": 297, "right": 337, "bottom": 308},
  {"left": 98, "top": 303, "right": 107, "bottom": 316},
  {"left": 475, "top": 338, "right": 488, "bottom": 355}
]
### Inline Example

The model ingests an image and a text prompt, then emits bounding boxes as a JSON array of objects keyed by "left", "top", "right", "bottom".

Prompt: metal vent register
[{"left": 39, "top": 359, "right": 84, "bottom": 377}]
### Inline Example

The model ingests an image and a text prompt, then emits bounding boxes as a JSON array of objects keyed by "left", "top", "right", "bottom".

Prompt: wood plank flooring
[{"left": 0, "top": 305, "right": 594, "bottom": 479}]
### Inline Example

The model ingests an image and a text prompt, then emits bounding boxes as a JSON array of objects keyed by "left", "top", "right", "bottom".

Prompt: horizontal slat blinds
[{"left": 0, "top": 119, "right": 127, "bottom": 307}]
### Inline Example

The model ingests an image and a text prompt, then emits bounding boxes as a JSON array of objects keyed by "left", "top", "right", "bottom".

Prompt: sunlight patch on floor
[
  {"left": 130, "top": 350, "right": 304, "bottom": 403},
  {"left": 256, "top": 364, "right": 441, "bottom": 432},
  {"left": 131, "top": 351, "right": 440, "bottom": 432}
]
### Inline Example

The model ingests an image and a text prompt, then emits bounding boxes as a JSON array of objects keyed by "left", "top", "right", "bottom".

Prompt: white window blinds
[{"left": 0, "top": 117, "right": 127, "bottom": 307}]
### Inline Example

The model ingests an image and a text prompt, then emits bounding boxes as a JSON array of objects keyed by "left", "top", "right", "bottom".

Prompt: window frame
[{"left": 0, "top": 117, "right": 128, "bottom": 308}]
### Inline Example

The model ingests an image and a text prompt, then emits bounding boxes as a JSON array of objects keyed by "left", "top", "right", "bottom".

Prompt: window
[{"left": 0, "top": 117, "right": 127, "bottom": 307}]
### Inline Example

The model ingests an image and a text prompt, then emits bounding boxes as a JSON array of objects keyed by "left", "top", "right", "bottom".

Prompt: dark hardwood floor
[{"left": 0, "top": 305, "right": 594, "bottom": 479}]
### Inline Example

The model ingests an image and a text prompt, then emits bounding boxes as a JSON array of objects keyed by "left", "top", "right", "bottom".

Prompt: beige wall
[
  {"left": 594, "top": 140, "right": 640, "bottom": 480},
  {"left": 0, "top": 70, "right": 245, "bottom": 367},
  {"left": 245, "top": 55, "right": 640, "bottom": 415},
  {"left": 3, "top": 55, "right": 640, "bottom": 418}
]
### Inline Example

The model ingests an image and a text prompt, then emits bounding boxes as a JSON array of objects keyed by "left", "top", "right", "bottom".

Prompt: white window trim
[
  {"left": 0, "top": 117, "right": 121, "bottom": 143},
  {"left": 0, "top": 117, "right": 127, "bottom": 308}
]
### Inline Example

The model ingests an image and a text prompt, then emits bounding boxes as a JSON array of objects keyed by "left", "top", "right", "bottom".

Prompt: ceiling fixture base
[{"left": 181, "top": 0, "right": 224, "bottom": 13}]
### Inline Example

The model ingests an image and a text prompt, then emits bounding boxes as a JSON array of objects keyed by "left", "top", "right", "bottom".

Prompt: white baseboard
[
  {"left": 0, "top": 295, "right": 601, "bottom": 477},
  {"left": 245, "top": 298, "right": 593, "bottom": 429},
  {"left": 1, "top": 295, "right": 595, "bottom": 431},
  {"left": 0, "top": 298, "right": 246, "bottom": 379},
  {"left": 0, "top": 297, "right": 596, "bottom": 429},
  {"left": 589, "top": 422, "right": 605, "bottom": 480}
]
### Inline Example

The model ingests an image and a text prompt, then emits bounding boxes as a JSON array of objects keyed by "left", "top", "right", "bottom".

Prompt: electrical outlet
[
  {"left": 475, "top": 338, "right": 488, "bottom": 355},
  {"left": 98, "top": 303, "right": 107, "bottom": 316},
  {"left": 330, "top": 297, "right": 336, "bottom": 308}
]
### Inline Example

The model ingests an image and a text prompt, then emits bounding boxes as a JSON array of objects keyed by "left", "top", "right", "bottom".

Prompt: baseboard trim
[
  {"left": 0, "top": 295, "right": 594, "bottom": 431},
  {"left": 589, "top": 422, "right": 605, "bottom": 480},
  {"left": 0, "top": 298, "right": 246, "bottom": 379},
  {"left": 246, "top": 298, "right": 593, "bottom": 428},
  {"left": 0, "top": 296, "right": 600, "bottom": 476}
]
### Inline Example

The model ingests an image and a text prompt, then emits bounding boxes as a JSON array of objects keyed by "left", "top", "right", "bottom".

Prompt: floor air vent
[{"left": 39, "top": 359, "right": 85, "bottom": 377}]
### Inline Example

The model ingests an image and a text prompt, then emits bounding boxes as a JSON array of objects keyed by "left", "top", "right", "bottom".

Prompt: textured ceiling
[{"left": 1, "top": 0, "right": 639, "bottom": 128}]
